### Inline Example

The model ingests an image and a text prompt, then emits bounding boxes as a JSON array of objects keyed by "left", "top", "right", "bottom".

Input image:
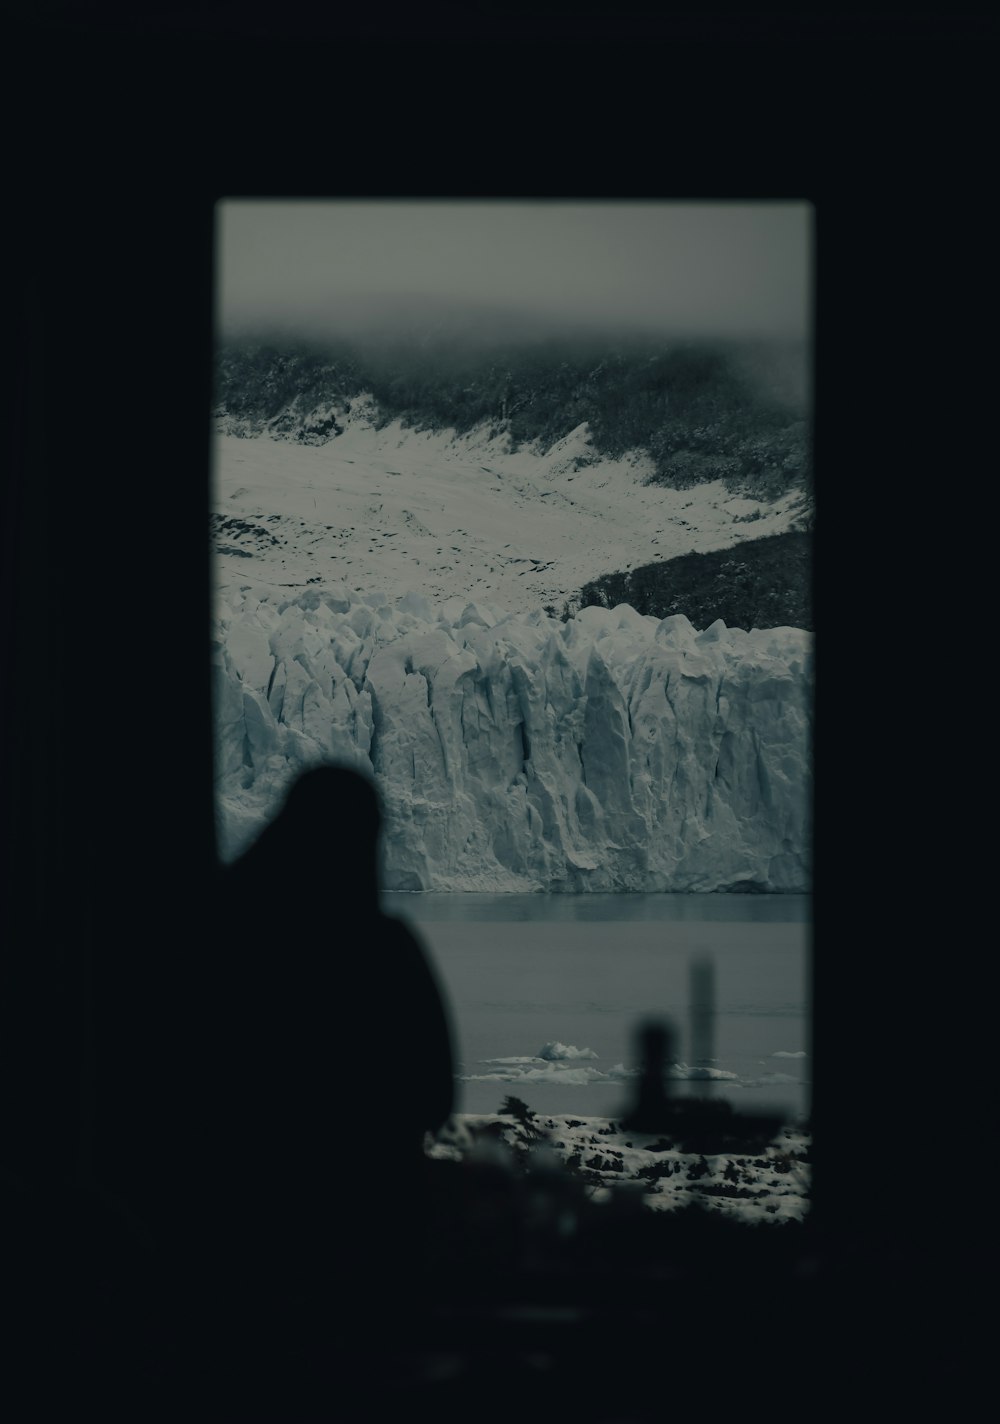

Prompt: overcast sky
[{"left": 216, "top": 200, "right": 811, "bottom": 344}]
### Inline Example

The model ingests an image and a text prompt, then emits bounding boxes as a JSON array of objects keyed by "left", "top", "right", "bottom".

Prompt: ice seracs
[{"left": 213, "top": 584, "right": 811, "bottom": 892}]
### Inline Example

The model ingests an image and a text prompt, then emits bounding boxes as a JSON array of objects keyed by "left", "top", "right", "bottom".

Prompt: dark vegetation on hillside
[
  {"left": 576, "top": 531, "right": 812, "bottom": 632},
  {"left": 216, "top": 342, "right": 367, "bottom": 421},
  {"left": 215, "top": 334, "right": 810, "bottom": 501}
]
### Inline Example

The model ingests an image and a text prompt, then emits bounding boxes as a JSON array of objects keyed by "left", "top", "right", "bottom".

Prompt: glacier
[{"left": 213, "top": 584, "right": 811, "bottom": 892}]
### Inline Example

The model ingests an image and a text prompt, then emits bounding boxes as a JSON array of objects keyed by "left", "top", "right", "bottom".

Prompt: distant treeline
[
  {"left": 574, "top": 531, "right": 812, "bottom": 632},
  {"left": 215, "top": 334, "right": 811, "bottom": 501}
]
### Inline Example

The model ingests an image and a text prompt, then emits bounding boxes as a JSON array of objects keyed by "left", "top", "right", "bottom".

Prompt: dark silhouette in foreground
[
  {"left": 16, "top": 776, "right": 959, "bottom": 1421},
  {"left": 174, "top": 766, "right": 455, "bottom": 1408}
]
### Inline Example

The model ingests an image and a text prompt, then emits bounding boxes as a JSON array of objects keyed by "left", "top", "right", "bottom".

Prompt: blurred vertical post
[
  {"left": 690, "top": 956, "right": 716, "bottom": 1096},
  {"left": 624, "top": 1019, "right": 678, "bottom": 1134}
]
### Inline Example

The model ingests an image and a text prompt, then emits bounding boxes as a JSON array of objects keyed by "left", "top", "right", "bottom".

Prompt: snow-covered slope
[
  {"left": 212, "top": 408, "right": 811, "bottom": 890},
  {"left": 212, "top": 400, "right": 809, "bottom": 616}
]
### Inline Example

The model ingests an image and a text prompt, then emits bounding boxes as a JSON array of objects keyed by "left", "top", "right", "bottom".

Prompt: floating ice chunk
[
  {"left": 537, "top": 1042, "right": 599, "bottom": 1062},
  {"left": 479, "top": 1056, "right": 544, "bottom": 1066},
  {"left": 460, "top": 1065, "right": 607, "bottom": 1086},
  {"left": 743, "top": 1071, "right": 804, "bottom": 1087},
  {"left": 668, "top": 1063, "right": 740, "bottom": 1081}
]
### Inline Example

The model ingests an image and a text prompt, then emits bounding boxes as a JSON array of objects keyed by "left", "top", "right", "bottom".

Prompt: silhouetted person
[{"left": 185, "top": 765, "right": 454, "bottom": 1398}]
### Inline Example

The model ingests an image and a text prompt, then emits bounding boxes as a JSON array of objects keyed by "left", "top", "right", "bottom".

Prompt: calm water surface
[{"left": 382, "top": 893, "right": 810, "bottom": 1122}]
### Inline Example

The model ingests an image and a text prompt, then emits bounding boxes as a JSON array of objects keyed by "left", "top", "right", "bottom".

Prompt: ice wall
[{"left": 214, "top": 585, "right": 811, "bottom": 892}]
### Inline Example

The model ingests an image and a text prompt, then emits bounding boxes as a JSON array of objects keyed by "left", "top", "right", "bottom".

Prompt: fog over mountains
[{"left": 212, "top": 335, "right": 812, "bottom": 890}]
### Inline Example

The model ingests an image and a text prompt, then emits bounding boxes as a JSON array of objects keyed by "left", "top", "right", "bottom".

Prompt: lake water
[{"left": 381, "top": 893, "right": 811, "bottom": 1123}]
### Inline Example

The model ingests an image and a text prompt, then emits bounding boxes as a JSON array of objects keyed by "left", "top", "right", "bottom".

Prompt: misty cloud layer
[{"left": 217, "top": 200, "right": 812, "bottom": 346}]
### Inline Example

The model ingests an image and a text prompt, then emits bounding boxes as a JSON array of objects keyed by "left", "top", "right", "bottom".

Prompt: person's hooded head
[{"left": 241, "top": 764, "right": 384, "bottom": 910}]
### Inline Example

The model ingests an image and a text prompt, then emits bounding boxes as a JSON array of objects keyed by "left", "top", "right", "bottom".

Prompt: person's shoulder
[
  {"left": 377, "top": 913, "right": 424, "bottom": 949},
  {"left": 377, "top": 914, "right": 442, "bottom": 975}
]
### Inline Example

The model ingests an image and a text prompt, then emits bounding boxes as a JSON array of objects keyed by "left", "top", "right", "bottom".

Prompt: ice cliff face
[{"left": 214, "top": 585, "right": 811, "bottom": 892}]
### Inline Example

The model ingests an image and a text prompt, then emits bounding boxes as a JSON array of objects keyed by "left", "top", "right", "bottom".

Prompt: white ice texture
[{"left": 214, "top": 586, "right": 811, "bottom": 892}]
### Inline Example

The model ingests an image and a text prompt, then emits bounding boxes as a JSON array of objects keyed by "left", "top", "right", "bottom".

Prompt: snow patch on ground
[{"left": 426, "top": 1112, "right": 810, "bottom": 1225}]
